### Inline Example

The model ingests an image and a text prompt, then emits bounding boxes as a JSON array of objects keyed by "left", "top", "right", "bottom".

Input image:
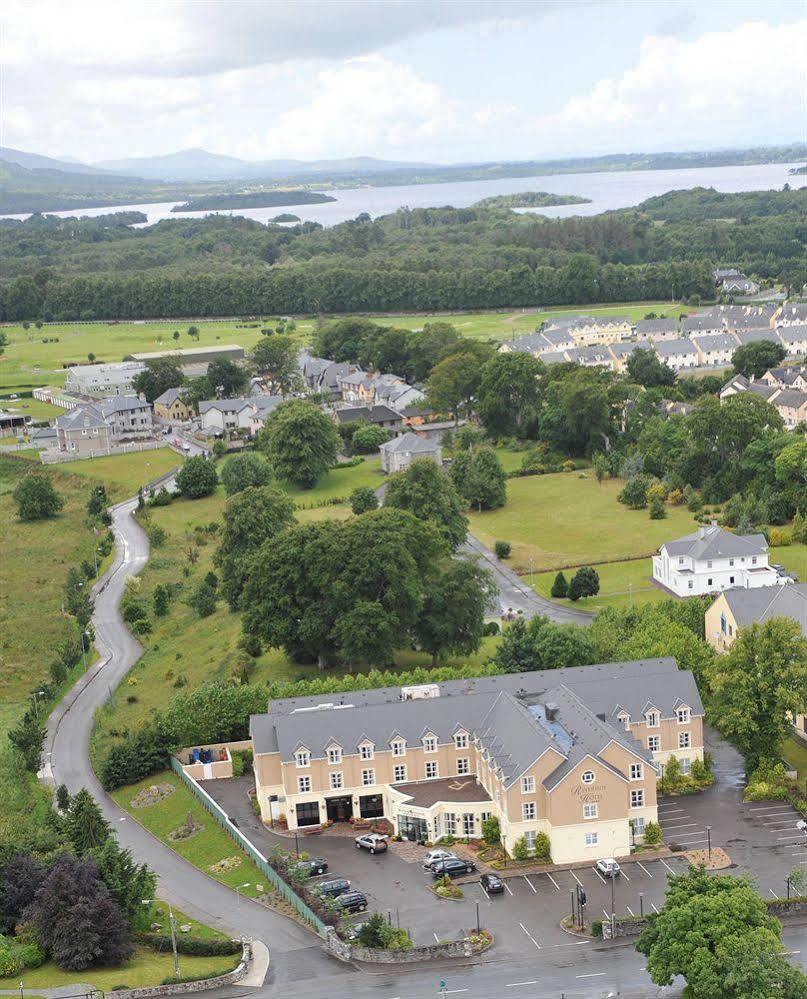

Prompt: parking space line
[
  {"left": 663, "top": 822, "right": 698, "bottom": 829},
  {"left": 545, "top": 871, "right": 561, "bottom": 891},
  {"left": 592, "top": 867, "right": 607, "bottom": 885},
  {"left": 505, "top": 982, "right": 539, "bottom": 989},
  {"left": 519, "top": 922, "right": 541, "bottom": 950},
  {"left": 523, "top": 875, "right": 537, "bottom": 893},
  {"left": 651, "top": 902, "right": 660, "bottom": 914},
  {"left": 576, "top": 973, "right": 606, "bottom": 979},
  {"left": 658, "top": 806, "right": 685, "bottom": 813},
  {"left": 433, "top": 932, "right": 440, "bottom": 943},
  {"left": 637, "top": 861, "right": 654, "bottom": 878},
  {"left": 570, "top": 869, "right": 584, "bottom": 887},
  {"left": 620, "top": 868, "right": 630, "bottom": 882},
  {"left": 602, "top": 908, "right": 610, "bottom": 919},
  {"left": 504, "top": 880, "right": 514, "bottom": 896},
  {"left": 769, "top": 889, "right": 778, "bottom": 898},
  {"left": 626, "top": 904, "right": 635, "bottom": 916}
]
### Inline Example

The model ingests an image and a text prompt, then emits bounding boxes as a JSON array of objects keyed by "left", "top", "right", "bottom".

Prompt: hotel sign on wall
[{"left": 571, "top": 782, "right": 607, "bottom": 803}]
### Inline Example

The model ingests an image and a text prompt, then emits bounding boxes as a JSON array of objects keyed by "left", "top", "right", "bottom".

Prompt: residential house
[
  {"left": 379, "top": 432, "right": 441, "bottom": 473},
  {"left": 681, "top": 316, "right": 726, "bottom": 337},
  {"left": 98, "top": 396, "right": 153, "bottom": 439},
  {"left": 653, "top": 338, "right": 699, "bottom": 371},
  {"left": 564, "top": 346, "right": 615, "bottom": 370},
  {"left": 549, "top": 316, "right": 633, "bottom": 346},
  {"left": 705, "top": 584, "right": 807, "bottom": 652},
  {"left": 199, "top": 397, "right": 283, "bottom": 436},
  {"left": 652, "top": 523, "right": 783, "bottom": 597},
  {"left": 634, "top": 318, "right": 679, "bottom": 341},
  {"left": 776, "top": 304, "right": 807, "bottom": 327},
  {"left": 732, "top": 329, "right": 782, "bottom": 347},
  {"left": 721, "top": 274, "right": 759, "bottom": 296},
  {"left": 769, "top": 388, "right": 807, "bottom": 430},
  {"left": 55, "top": 405, "right": 111, "bottom": 454},
  {"left": 777, "top": 325, "right": 807, "bottom": 357},
  {"left": 248, "top": 658, "right": 705, "bottom": 862},
  {"left": 333, "top": 405, "right": 404, "bottom": 432},
  {"left": 720, "top": 374, "right": 751, "bottom": 400},
  {"left": 759, "top": 366, "right": 807, "bottom": 390},
  {"left": 153, "top": 387, "right": 194, "bottom": 423},
  {"left": 691, "top": 333, "right": 739, "bottom": 368},
  {"left": 125, "top": 345, "right": 245, "bottom": 366},
  {"left": 609, "top": 340, "right": 654, "bottom": 373},
  {"left": 499, "top": 331, "right": 554, "bottom": 355},
  {"left": 65, "top": 361, "right": 146, "bottom": 398}
]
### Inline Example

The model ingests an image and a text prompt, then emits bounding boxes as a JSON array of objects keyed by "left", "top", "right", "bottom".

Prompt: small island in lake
[
  {"left": 789, "top": 165, "right": 807, "bottom": 175},
  {"left": 474, "top": 191, "right": 592, "bottom": 209},
  {"left": 171, "top": 190, "right": 336, "bottom": 212},
  {"left": 269, "top": 213, "right": 301, "bottom": 223}
]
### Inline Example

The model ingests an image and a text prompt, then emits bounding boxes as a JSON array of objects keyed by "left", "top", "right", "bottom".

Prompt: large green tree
[
  {"left": 214, "top": 485, "right": 296, "bottom": 609},
  {"left": 451, "top": 446, "right": 507, "bottom": 511},
  {"left": 65, "top": 788, "right": 111, "bottom": 855},
  {"left": 626, "top": 348, "right": 676, "bottom": 388},
  {"left": 249, "top": 335, "right": 299, "bottom": 392},
  {"left": 13, "top": 474, "right": 63, "bottom": 521},
  {"left": 708, "top": 617, "right": 807, "bottom": 771},
  {"left": 384, "top": 458, "right": 468, "bottom": 550},
  {"left": 476, "top": 352, "right": 545, "bottom": 437},
  {"left": 637, "top": 867, "right": 806, "bottom": 999},
  {"left": 426, "top": 342, "right": 494, "bottom": 422},
  {"left": 175, "top": 455, "right": 218, "bottom": 498},
  {"left": 206, "top": 357, "right": 249, "bottom": 398},
  {"left": 257, "top": 400, "right": 340, "bottom": 488},
  {"left": 731, "top": 340, "right": 787, "bottom": 379},
  {"left": 220, "top": 451, "right": 273, "bottom": 495},
  {"left": 132, "top": 358, "right": 183, "bottom": 404},
  {"left": 415, "top": 560, "right": 496, "bottom": 664}
]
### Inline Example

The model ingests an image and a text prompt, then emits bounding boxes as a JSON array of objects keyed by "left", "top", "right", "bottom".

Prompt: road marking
[
  {"left": 651, "top": 903, "right": 660, "bottom": 914},
  {"left": 637, "top": 861, "right": 654, "bottom": 878},
  {"left": 663, "top": 822, "right": 698, "bottom": 829},
  {"left": 545, "top": 871, "right": 561, "bottom": 891},
  {"left": 433, "top": 932, "right": 440, "bottom": 942},
  {"left": 523, "top": 875, "right": 537, "bottom": 893},
  {"left": 602, "top": 908, "right": 610, "bottom": 919},
  {"left": 620, "top": 869, "right": 630, "bottom": 882},
  {"left": 519, "top": 922, "right": 541, "bottom": 950},
  {"left": 571, "top": 869, "right": 584, "bottom": 887},
  {"left": 445, "top": 991, "right": 468, "bottom": 995},
  {"left": 576, "top": 972, "right": 606, "bottom": 978},
  {"left": 504, "top": 880, "right": 514, "bottom": 896},
  {"left": 751, "top": 808, "right": 795, "bottom": 816},
  {"left": 658, "top": 807, "right": 685, "bottom": 814},
  {"left": 626, "top": 904, "right": 636, "bottom": 916},
  {"left": 769, "top": 889, "right": 778, "bottom": 898},
  {"left": 505, "top": 982, "right": 539, "bottom": 988},
  {"left": 660, "top": 859, "right": 677, "bottom": 873},
  {"left": 592, "top": 867, "right": 607, "bottom": 884},
  {"left": 778, "top": 836, "right": 805, "bottom": 843}
]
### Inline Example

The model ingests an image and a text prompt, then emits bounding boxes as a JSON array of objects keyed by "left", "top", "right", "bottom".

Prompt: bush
[
  {"left": 482, "top": 815, "right": 501, "bottom": 846},
  {"left": 494, "top": 540, "right": 511, "bottom": 559},
  {"left": 512, "top": 835, "right": 530, "bottom": 861},
  {"left": 768, "top": 527, "right": 793, "bottom": 547},
  {"left": 148, "top": 488, "right": 173, "bottom": 507},
  {"left": 220, "top": 452, "right": 273, "bottom": 496},
  {"left": 550, "top": 571, "right": 568, "bottom": 598},
  {"left": 350, "top": 486, "right": 378, "bottom": 515},
  {"left": 237, "top": 633, "right": 262, "bottom": 657},
  {"left": 136, "top": 933, "right": 242, "bottom": 957},
  {"left": 591, "top": 920, "right": 603, "bottom": 938},
  {"left": 617, "top": 475, "right": 650, "bottom": 509},
  {"left": 533, "top": 831, "right": 551, "bottom": 862},
  {"left": 649, "top": 495, "right": 667, "bottom": 519},
  {"left": 643, "top": 820, "right": 662, "bottom": 845},
  {"left": 13, "top": 475, "right": 64, "bottom": 520},
  {"left": 189, "top": 581, "right": 217, "bottom": 618},
  {"left": 176, "top": 456, "right": 218, "bottom": 499},
  {"left": 147, "top": 523, "right": 167, "bottom": 548}
]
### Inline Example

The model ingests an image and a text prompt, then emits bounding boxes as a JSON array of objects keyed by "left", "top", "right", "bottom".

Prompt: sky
[{"left": 2, "top": 0, "right": 806, "bottom": 165}]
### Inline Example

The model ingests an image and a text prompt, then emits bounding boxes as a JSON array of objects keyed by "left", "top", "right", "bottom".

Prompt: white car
[
  {"left": 422, "top": 849, "right": 458, "bottom": 871},
  {"left": 596, "top": 858, "right": 621, "bottom": 878},
  {"left": 355, "top": 833, "right": 388, "bottom": 854}
]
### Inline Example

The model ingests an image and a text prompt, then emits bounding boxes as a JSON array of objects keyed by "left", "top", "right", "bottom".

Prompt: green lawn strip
[
  {"left": 62, "top": 448, "right": 181, "bottom": 498},
  {"left": 531, "top": 557, "right": 664, "bottom": 612},
  {"left": 0, "top": 948, "right": 238, "bottom": 992},
  {"left": 782, "top": 736, "right": 807, "bottom": 792},
  {"left": 767, "top": 544, "right": 807, "bottom": 581},
  {"left": 141, "top": 903, "right": 232, "bottom": 942},
  {"left": 468, "top": 470, "right": 699, "bottom": 573},
  {"left": 280, "top": 457, "right": 383, "bottom": 506},
  {"left": 111, "top": 771, "right": 269, "bottom": 901},
  {"left": 0, "top": 397, "right": 66, "bottom": 420}
]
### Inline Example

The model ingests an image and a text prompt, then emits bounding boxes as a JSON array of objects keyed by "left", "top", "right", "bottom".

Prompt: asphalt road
[{"left": 38, "top": 484, "right": 804, "bottom": 998}]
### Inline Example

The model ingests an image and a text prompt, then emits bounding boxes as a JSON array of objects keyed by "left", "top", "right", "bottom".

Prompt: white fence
[{"left": 40, "top": 439, "right": 168, "bottom": 464}]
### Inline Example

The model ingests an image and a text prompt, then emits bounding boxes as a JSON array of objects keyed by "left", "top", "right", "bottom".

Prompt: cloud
[{"left": 542, "top": 19, "right": 807, "bottom": 146}]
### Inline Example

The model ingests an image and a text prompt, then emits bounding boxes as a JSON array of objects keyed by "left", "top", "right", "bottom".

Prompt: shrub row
[{"left": 135, "top": 933, "right": 241, "bottom": 957}]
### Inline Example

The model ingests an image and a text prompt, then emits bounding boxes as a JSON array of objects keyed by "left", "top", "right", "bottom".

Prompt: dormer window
[
  {"left": 646, "top": 711, "right": 660, "bottom": 728},
  {"left": 295, "top": 749, "right": 310, "bottom": 768},
  {"left": 359, "top": 742, "right": 374, "bottom": 760},
  {"left": 453, "top": 732, "right": 469, "bottom": 750},
  {"left": 677, "top": 707, "right": 690, "bottom": 724},
  {"left": 391, "top": 739, "right": 405, "bottom": 757},
  {"left": 327, "top": 745, "right": 342, "bottom": 765},
  {"left": 618, "top": 713, "right": 630, "bottom": 731},
  {"left": 423, "top": 734, "right": 438, "bottom": 753}
]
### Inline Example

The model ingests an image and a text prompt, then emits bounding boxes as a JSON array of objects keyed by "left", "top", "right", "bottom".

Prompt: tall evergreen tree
[{"left": 65, "top": 788, "right": 111, "bottom": 855}]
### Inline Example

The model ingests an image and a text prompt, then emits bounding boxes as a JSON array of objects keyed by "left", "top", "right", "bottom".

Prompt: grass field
[
  {"left": 0, "top": 301, "right": 685, "bottom": 390},
  {"left": 782, "top": 736, "right": 807, "bottom": 792},
  {"left": 64, "top": 447, "right": 181, "bottom": 497},
  {"left": 0, "top": 946, "right": 239, "bottom": 992},
  {"left": 532, "top": 557, "right": 662, "bottom": 613},
  {"left": 468, "top": 469, "right": 699, "bottom": 573},
  {"left": 0, "top": 397, "right": 66, "bottom": 420}
]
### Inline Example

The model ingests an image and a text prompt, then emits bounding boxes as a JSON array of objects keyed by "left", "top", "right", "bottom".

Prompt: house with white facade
[
  {"left": 98, "top": 396, "right": 153, "bottom": 439},
  {"left": 652, "top": 523, "right": 783, "bottom": 597},
  {"left": 778, "top": 325, "right": 807, "bottom": 357},
  {"left": 776, "top": 304, "right": 807, "bottom": 327},
  {"left": 199, "top": 396, "right": 283, "bottom": 436},
  {"left": 634, "top": 318, "right": 679, "bottom": 341},
  {"left": 379, "top": 432, "right": 441, "bottom": 473},
  {"left": 653, "top": 338, "right": 699, "bottom": 371},
  {"left": 65, "top": 361, "right": 146, "bottom": 398},
  {"left": 690, "top": 333, "right": 739, "bottom": 368}
]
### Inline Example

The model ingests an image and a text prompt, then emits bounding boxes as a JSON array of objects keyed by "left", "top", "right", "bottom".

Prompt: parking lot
[{"left": 200, "top": 728, "right": 807, "bottom": 956}]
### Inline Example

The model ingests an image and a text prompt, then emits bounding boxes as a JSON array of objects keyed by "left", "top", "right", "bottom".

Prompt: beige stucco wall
[{"left": 705, "top": 593, "right": 737, "bottom": 651}]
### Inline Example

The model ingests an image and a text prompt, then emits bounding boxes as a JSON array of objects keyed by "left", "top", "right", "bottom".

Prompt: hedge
[{"left": 136, "top": 933, "right": 241, "bottom": 957}]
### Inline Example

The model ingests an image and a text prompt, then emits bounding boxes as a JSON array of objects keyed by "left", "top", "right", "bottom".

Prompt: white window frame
[
  {"left": 423, "top": 735, "right": 438, "bottom": 754},
  {"left": 677, "top": 707, "right": 690, "bottom": 724},
  {"left": 524, "top": 830, "right": 537, "bottom": 851},
  {"left": 453, "top": 732, "right": 469, "bottom": 750},
  {"left": 630, "top": 763, "right": 643, "bottom": 781},
  {"left": 521, "top": 775, "right": 535, "bottom": 794},
  {"left": 646, "top": 711, "right": 660, "bottom": 728},
  {"left": 393, "top": 764, "right": 407, "bottom": 783},
  {"left": 618, "top": 713, "right": 630, "bottom": 731},
  {"left": 361, "top": 768, "right": 375, "bottom": 787},
  {"left": 445, "top": 813, "right": 457, "bottom": 835},
  {"left": 522, "top": 802, "right": 536, "bottom": 821},
  {"left": 679, "top": 731, "right": 691, "bottom": 749},
  {"left": 585, "top": 832, "right": 598, "bottom": 848},
  {"left": 359, "top": 742, "right": 374, "bottom": 760},
  {"left": 297, "top": 775, "right": 311, "bottom": 793},
  {"left": 327, "top": 746, "right": 342, "bottom": 765},
  {"left": 329, "top": 772, "right": 344, "bottom": 790},
  {"left": 391, "top": 739, "right": 406, "bottom": 757},
  {"left": 583, "top": 802, "right": 598, "bottom": 820},
  {"left": 647, "top": 735, "right": 660, "bottom": 752},
  {"left": 295, "top": 750, "right": 310, "bottom": 769},
  {"left": 630, "top": 788, "right": 644, "bottom": 808},
  {"left": 456, "top": 757, "right": 470, "bottom": 776},
  {"left": 581, "top": 770, "right": 595, "bottom": 784},
  {"left": 425, "top": 760, "right": 439, "bottom": 779}
]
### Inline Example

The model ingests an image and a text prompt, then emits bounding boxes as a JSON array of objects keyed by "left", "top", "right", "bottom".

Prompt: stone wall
[
  {"left": 109, "top": 942, "right": 251, "bottom": 998},
  {"left": 603, "top": 896, "right": 807, "bottom": 939},
  {"left": 325, "top": 929, "right": 473, "bottom": 964}
]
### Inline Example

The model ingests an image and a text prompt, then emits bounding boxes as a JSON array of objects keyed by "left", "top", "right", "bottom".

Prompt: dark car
[
  {"left": 293, "top": 857, "right": 328, "bottom": 877},
  {"left": 334, "top": 891, "right": 368, "bottom": 914},
  {"left": 480, "top": 873, "right": 504, "bottom": 894},
  {"left": 316, "top": 877, "right": 351, "bottom": 898},
  {"left": 431, "top": 858, "right": 476, "bottom": 879}
]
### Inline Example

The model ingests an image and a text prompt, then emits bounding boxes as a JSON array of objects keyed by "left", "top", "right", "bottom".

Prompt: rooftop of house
[
  {"left": 733, "top": 329, "right": 780, "bottom": 345},
  {"left": 55, "top": 404, "right": 107, "bottom": 430},
  {"left": 334, "top": 404, "right": 402, "bottom": 424},
  {"left": 635, "top": 318, "right": 678, "bottom": 334},
  {"left": 778, "top": 324, "right": 807, "bottom": 343},
  {"left": 99, "top": 395, "right": 150, "bottom": 414},
  {"left": 721, "top": 374, "right": 749, "bottom": 393},
  {"left": 719, "top": 584, "right": 807, "bottom": 633},
  {"left": 770, "top": 388, "right": 807, "bottom": 410},
  {"left": 691, "top": 334, "right": 741, "bottom": 352},
  {"left": 392, "top": 774, "right": 492, "bottom": 807},
  {"left": 126, "top": 345, "right": 244, "bottom": 361},
  {"left": 654, "top": 338, "right": 698, "bottom": 357},
  {"left": 379, "top": 431, "right": 439, "bottom": 454},
  {"left": 154, "top": 387, "right": 188, "bottom": 406},
  {"left": 661, "top": 524, "right": 768, "bottom": 561}
]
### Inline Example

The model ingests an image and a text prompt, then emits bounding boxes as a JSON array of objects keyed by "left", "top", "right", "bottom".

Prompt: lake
[{"left": 4, "top": 161, "right": 802, "bottom": 227}]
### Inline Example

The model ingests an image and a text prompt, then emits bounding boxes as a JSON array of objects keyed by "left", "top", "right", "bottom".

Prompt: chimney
[
  {"left": 711, "top": 519, "right": 718, "bottom": 528},
  {"left": 698, "top": 525, "right": 706, "bottom": 539}
]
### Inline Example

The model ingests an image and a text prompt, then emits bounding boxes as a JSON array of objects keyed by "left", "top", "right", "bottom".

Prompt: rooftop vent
[
  {"left": 401, "top": 683, "right": 440, "bottom": 701},
  {"left": 291, "top": 702, "right": 354, "bottom": 714}
]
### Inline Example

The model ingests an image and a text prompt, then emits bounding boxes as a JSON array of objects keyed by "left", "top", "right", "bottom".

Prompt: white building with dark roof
[
  {"left": 652, "top": 523, "right": 783, "bottom": 597},
  {"left": 379, "top": 432, "right": 441, "bottom": 473}
]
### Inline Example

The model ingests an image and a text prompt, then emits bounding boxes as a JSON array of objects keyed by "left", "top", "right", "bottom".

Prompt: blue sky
[{"left": 3, "top": 0, "right": 805, "bottom": 164}]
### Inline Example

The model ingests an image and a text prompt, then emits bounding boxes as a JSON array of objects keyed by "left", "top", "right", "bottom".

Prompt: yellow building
[
  {"left": 153, "top": 387, "right": 194, "bottom": 422},
  {"left": 249, "top": 658, "right": 704, "bottom": 864}
]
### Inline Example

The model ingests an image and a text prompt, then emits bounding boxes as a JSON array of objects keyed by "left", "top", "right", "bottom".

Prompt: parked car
[
  {"left": 334, "top": 890, "right": 368, "bottom": 914},
  {"left": 355, "top": 833, "right": 388, "bottom": 854},
  {"left": 480, "top": 873, "right": 504, "bottom": 894},
  {"left": 422, "top": 849, "right": 458, "bottom": 871},
  {"left": 431, "top": 858, "right": 476, "bottom": 879},
  {"left": 316, "top": 877, "right": 351, "bottom": 898},
  {"left": 596, "top": 858, "right": 621, "bottom": 878},
  {"left": 293, "top": 857, "right": 328, "bottom": 876},
  {"left": 345, "top": 921, "right": 368, "bottom": 941}
]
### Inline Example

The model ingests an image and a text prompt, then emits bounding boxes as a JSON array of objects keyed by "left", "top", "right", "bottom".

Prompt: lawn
[
  {"left": 111, "top": 771, "right": 269, "bottom": 900},
  {"left": 0, "top": 397, "right": 66, "bottom": 420},
  {"left": 64, "top": 448, "right": 181, "bottom": 498},
  {"left": 0, "top": 947, "right": 239, "bottom": 992},
  {"left": 532, "top": 557, "right": 664, "bottom": 613},
  {"left": 467, "top": 469, "right": 699, "bottom": 574},
  {"left": 782, "top": 735, "right": 807, "bottom": 792}
]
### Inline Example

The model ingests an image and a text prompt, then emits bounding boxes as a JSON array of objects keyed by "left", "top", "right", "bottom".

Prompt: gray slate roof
[
  {"left": 654, "top": 338, "right": 698, "bottom": 357},
  {"left": 778, "top": 324, "right": 807, "bottom": 344},
  {"left": 635, "top": 319, "right": 678, "bottom": 336},
  {"left": 55, "top": 405, "right": 107, "bottom": 430},
  {"left": 733, "top": 329, "right": 781, "bottom": 346},
  {"left": 661, "top": 524, "right": 767, "bottom": 560},
  {"left": 691, "top": 334, "right": 739, "bottom": 353},
  {"left": 334, "top": 405, "right": 402, "bottom": 425},
  {"left": 771, "top": 388, "right": 807, "bottom": 410},
  {"left": 379, "top": 431, "right": 439, "bottom": 454},
  {"left": 154, "top": 387, "right": 187, "bottom": 406},
  {"left": 720, "top": 584, "right": 807, "bottom": 633},
  {"left": 99, "top": 395, "right": 150, "bottom": 414}
]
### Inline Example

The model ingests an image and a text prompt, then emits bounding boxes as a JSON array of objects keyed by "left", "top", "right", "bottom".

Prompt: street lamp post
[
  {"left": 142, "top": 900, "right": 179, "bottom": 979},
  {"left": 31, "top": 690, "right": 45, "bottom": 721},
  {"left": 294, "top": 830, "right": 300, "bottom": 858},
  {"left": 236, "top": 883, "right": 251, "bottom": 905},
  {"left": 475, "top": 900, "right": 480, "bottom": 935},
  {"left": 706, "top": 825, "right": 712, "bottom": 860},
  {"left": 639, "top": 891, "right": 644, "bottom": 918},
  {"left": 610, "top": 875, "right": 616, "bottom": 936}
]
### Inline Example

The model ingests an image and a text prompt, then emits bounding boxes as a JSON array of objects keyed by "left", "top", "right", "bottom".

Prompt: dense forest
[
  {"left": 0, "top": 187, "right": 804, "bottom": 321},
  {"left": 170, "top": 190, "right": 336, "bottom": 212},
  {"left": 473, "top": 191, "right": 592, "bottom": 208}
]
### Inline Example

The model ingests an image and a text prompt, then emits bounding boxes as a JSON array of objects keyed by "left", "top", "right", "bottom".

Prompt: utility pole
[{"left": 142, "top": 899, "right": 179, "bottom": 979}]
